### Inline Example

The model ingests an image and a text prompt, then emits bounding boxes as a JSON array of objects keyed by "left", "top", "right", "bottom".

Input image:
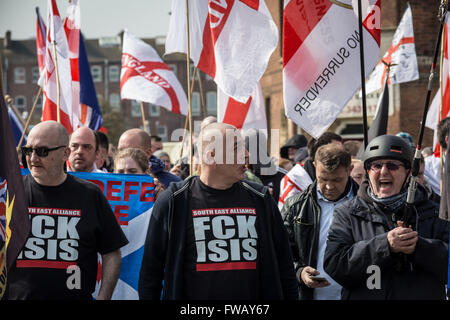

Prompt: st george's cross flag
[
  {"left": 63, "top": 0, "right": 81, "bottom": 122},
  {"left": 427, "top": 12, "right": 450, "bottom": 155},
  {"left": 165, "top": 0, "right": 278, "bottom": 103},
  {"left": 121, "top": 30, "right": 188, "bottom": 115},
  {"left": 365, "top": 4, "right": 419, "bottom": 94},
  {"left": 278, "top": 164, "right": 313, "bottom": 212},
  {"left": 217, "top": 82, "right": 267, "bottom": 132},
  {"left": 40, "top": 0, "right": 77, "bottom": 134},
  {"left": 282, "top": 0, "right": 381, "bottom": 139}
]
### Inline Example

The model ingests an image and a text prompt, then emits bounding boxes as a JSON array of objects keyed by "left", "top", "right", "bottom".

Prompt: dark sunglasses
[
  {"left": 21, "top": 145, "right": 66, "bottom": 157},
  {"left": 369, "top": 161, "right": 404, "bottom": 172}
]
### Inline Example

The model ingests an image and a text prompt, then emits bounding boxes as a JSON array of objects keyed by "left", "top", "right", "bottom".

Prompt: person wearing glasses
[
  {"left": 324, "top": 135, "right": 449, "bottom": 300},
  {"left": 7, "top": 121, "right": 128, "bottom": 300}
]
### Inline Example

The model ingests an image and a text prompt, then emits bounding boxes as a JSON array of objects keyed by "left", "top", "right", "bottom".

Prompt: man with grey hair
[
  {"left": 138, "top": 122, "right": 298, "bottom": 300},
  {"left": 7, "top": 121, "right": 128, "bottom": 300}
]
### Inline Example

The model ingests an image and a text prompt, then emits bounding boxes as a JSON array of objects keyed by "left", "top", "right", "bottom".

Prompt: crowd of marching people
[{"left": 5, "top": 115, "right": 450, "bottom": 300}]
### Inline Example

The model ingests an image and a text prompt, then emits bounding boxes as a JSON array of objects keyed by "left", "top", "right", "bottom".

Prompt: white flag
[
  {"left": 365, "top": 4, "right": 419, "bottom": 94},
  {"left": 217, "top": 82, "right": 267, "bottom": 132},
  {"left": 282, "top": 0, "right": 381, "bottom": 139},
  {"left": 165, "top": 0, "right": 278, "bottom": 103},
  {"left": 120, "top": 30, "right": 188, "bottom": 115}
]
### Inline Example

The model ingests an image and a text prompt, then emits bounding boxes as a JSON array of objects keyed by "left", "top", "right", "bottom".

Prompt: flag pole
[
  {"left": 198, "top": 69, "right": 206, "bottom": 118},
  {"left": 357, "top": 0, "right": 369, "bottom": 149},
  {"left": 440, "top": 25, "right": 445, "bottom": 194},
  {"left": 139, "top": 101, "right": 149, "bottom": 134},
  {"left": 178, "top": 66, "right": 197, "bottom": 163},
  {"left": 4, "top": 94, "right": 27, "bottom": 128},
  {"left": 16, "top": 87, "right": 43, "bottom": 151},
  {"left": 52, "top": 41, "right": 61, "bottom": 123},
  {"left": 185, "top": 0, "right": 193, "bottom": 176}
]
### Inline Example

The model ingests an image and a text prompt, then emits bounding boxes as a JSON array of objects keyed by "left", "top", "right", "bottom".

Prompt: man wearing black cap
[
  {"left": 280, "top": 134, "right": 308, "bottom": 163},
  {"left": 324, "top": 135, "right": 449, "bottom": 300}
]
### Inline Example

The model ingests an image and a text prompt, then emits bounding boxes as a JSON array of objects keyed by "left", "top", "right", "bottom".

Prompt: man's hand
[
  {"left": 149, "top": 173, "right": 164, "bottom": 200},
  {"left": 170, "top": 164, "right": 181, "bottom": 177},
  {"left": 387, "top": 221, "right": 418, "bottom": 255},
  {"left": 300, "top": 266, "right": 331, "bottom": 288}
]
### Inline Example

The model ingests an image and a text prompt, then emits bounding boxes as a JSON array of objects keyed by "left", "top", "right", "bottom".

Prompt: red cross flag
[
  {"left": 282, "top": 0, "right": 381, "bottom": 139},
  {"left": 217, "top": 82, "right": 267, "bottom": 132},
  {"left": 41, "top": 0, "right": 77, "bottom": 134},
  {"left": 365, "top": 3, "right": 418, "bottom": 94},
  {"left": 63, "top": 0, "right": 81, "bottom": 124},
  {"left": 120, "top": 30, "right": 188, "bottom": 115},
  {"left": 426, "top": 12, "right": 450, "bottom": 154},
  {"left": 165, "top": 0, "right": 278, "bottom": 103}
]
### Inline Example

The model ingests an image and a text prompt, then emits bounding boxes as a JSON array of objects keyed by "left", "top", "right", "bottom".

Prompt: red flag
[{"left": 35, "top": 7, "right": 47, "bottom": 75}]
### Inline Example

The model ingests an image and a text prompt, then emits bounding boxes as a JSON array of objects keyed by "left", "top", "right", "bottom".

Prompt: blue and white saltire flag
[
  {"left": 21, "top": 169, "right": 154, "bottom": 300},
  {"left": 69, "top": 172, "right": 154, "bottom": 300}
]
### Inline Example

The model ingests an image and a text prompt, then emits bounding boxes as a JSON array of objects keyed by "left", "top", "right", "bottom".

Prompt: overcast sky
[{"left": 0, "top": 0, "right": 171, "bottom": 40}]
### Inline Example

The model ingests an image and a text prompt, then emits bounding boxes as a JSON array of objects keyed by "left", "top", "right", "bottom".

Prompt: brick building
[
  {"left": 0, "top": 0, "right": 442, "bottom": 151},
  {"left": 0, "top": 31, "right": 217, "bottom": 144}
]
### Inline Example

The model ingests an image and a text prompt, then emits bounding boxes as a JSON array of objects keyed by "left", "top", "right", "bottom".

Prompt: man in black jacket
[
  {"left": 138, "top": 122, "right": 298, "bottom": 300},
  {"left": 282, "top": 144, "right": 358, "bottom": 300},
  {"left": 324, "top": 135, "right": 450, "bottom": 299}
]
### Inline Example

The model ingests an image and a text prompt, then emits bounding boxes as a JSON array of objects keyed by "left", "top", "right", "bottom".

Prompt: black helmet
[{"left": 363, "top": 135, "right": 413, "bottom": 169}]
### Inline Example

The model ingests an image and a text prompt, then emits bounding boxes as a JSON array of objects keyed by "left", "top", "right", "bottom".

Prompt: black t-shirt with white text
[
  {"left": 182, "top": 177, "right": 260, "bottom": 300},
  {"left": 8, "top": 174, "right": 128, "bottom": 300}
]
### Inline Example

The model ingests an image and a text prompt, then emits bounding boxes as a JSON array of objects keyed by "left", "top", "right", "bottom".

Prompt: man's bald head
[
  {"left": 198, "top": 122, "right": 243, "bottom": 165},
  {"left": 118, "top": 128, "right": 152, "bottom": 158},
  {"left": 28, "top": 120, "right": 70, "bottom": 147}
]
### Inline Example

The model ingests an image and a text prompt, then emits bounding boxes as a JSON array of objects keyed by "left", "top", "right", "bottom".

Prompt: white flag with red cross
[
  {"left": 365, "top": 4, "right": 418, "bottom": 94},
  {"left": 63, "top": 0, "right": 81, "bottom": 127},
  {"left": 426, "top": 13, "right": 450, "bottom": 155},
  {"left": 165, "top": 0, "right": 278, "bottom": 103},
  {"left": 41, "top": 0, "right": 77, "bottom": 134},
  {"left": 217, "top": 82, "right": 267, "bottom": 132},
  {"left": 120, "top": 30, "right": 188, "bottom": 115},
  {"left": 282, "top": 0, "right": 381, "bottom": 139}
]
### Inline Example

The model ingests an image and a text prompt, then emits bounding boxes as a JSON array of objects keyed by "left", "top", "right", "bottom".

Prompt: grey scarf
[{"left": 368, "top": 188, "right": 407, "bottom": 213}]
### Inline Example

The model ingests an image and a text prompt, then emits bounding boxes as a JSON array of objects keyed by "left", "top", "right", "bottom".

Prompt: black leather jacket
[
  {"left": 324, "top": 181, "right": 450, "bottom": 300},
  {"left": 281, "top": 178, "right": 358, "bottom": 300}
]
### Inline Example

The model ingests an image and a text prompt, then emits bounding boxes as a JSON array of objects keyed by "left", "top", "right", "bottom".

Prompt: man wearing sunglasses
[
  {"left": 7, "top": 121, "right": 128, "bottom": 300},
  {"left": 324, "top": 135, "right": 449, "bottom": 300}
]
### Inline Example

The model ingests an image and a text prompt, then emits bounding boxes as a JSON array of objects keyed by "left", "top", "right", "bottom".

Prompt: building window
[
  {"left": 206, "top": 91, "right": 217, "bottom": 116},
  {"left": 32, "top": 67, "right": 40, "bottom": 83},
  {"left": 131, "top": 100, "right": 142, "bottom": 117},
  {"left": 14, "top": 67, "right": 26, "bottom": 84},
  {"left": 15, "top": 95, "right": 27, "bottom": 110},
  {"left": 157, "top": 125, "right": 167, "bottom": 141},
  {"left": 109, "top": 93, "right": 120, "bottom": 111},
  {"left": 204, "top": 72, "right": 213, "bottom": 81},
  {"left": 190, "top": 64, "right": 196, "bottom": 80},
  {"left": 91, "top": 66, "right": 102, "bottom": 83},
  {"left": 191, "top": 92, "right": 200, "bottom": 116},
  {"left": 109, "top": 65, "right": 120, "bottom": 82},
  {"left": 149, "top": 103, "right": 160, "bottom": 117}
]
